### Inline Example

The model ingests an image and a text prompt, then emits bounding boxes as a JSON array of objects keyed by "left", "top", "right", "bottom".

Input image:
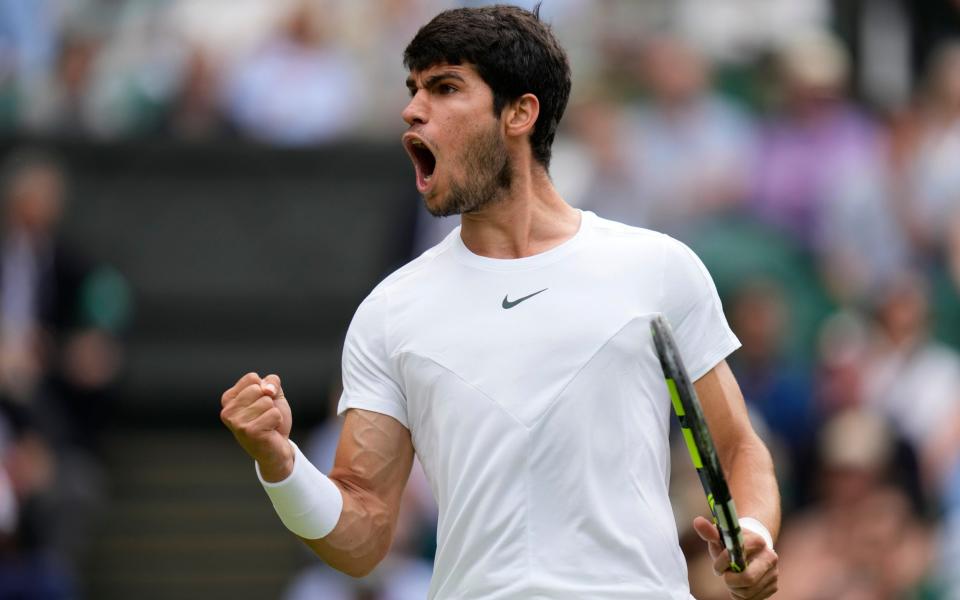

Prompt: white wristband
[
  {"left": 255, "top": 440, "right": 344, "bottom": 540},
  {"left": 739, "top": 517, "right": 774, "bottom": 551}
]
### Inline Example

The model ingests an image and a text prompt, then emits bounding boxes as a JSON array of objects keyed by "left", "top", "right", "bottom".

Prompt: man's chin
[
  {"left": 425, "top": 202, "right": 460, "bottom": 218},
  {"left": 423, "top": 190, "right": 460, "bottom": 218}
]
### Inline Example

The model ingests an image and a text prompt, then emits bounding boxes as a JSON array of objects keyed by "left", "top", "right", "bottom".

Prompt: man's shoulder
[
  {"left": 585, "top": 212, "right": 674, "bottom": 252},
  {"left": 363, "top": 227, "right": 460, "bottom": 304},
  {"left": 583, "top": 213, "right": 710, "bottom": 281}
]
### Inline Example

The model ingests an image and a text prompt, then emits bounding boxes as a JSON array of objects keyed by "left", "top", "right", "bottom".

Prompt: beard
[{"left": 426, "top": 125, "right": 512, "bottom": 217}]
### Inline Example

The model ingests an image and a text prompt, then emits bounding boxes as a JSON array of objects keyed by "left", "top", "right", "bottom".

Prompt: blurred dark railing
[{"left": 1, "top": 139, "right": 419, "bottom": 425}]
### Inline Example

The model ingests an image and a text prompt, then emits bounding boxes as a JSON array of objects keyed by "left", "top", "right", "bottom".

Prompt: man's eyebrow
[{"left": 406, "top": 71, "right": 466, "bottom": 91}]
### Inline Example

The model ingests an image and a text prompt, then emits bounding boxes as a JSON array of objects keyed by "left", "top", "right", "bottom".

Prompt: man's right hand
[{"left": 220, "top": 372, "right": 294, "bottom": 482}]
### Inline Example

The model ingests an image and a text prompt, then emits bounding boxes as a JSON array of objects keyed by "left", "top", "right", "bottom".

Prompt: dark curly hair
[{"left": 403, "top": 4, "right": 572, "bottom": 169}]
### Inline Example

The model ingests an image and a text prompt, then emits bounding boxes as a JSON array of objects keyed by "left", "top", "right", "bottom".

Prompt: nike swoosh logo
[{"left": 502, "top": 288, "right": 548, "bottom": 309}]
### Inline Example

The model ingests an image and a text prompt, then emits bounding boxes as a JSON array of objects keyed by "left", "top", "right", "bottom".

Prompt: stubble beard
[{"left": 426, "top": 125, "right": 512, "bottom": 218}]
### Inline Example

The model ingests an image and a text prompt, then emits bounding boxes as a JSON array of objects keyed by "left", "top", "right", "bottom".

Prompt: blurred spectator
[
  {"left": 727, "top": 280, "right": 815, "bottom": 474},
  {"left": 0, "top": 149, "right": 127, "bottom": 448},
  {"left": 19, "top": 31, "right": 101, "bottom": 136},
  {"left": 0, "top": 418, "right": 75, "bottom": 599},
  {"left": 776, "top": 409, "right": 936, "bottom": 599},
  {"left": 752, "top": 30, "right": 906, "bottom": 302},
  {"left": 560, "top": 93, "right": 638, "bottom": 221},
  {"left": 574, "top": 35, "right": 755, "bottom": 236},
  {"left": 162, "top": 47, "right": 232, "bottom": 141},
  {"left": 0, "top": 150, "right": 65, "bottom": 404},
  {"left": 0, "top": 0, "right": 59, "bottom": 83},
  {"left": 223, "top": 0, "right": 365, "bottom": 146},
  {"left": 8, "top": 1, "right": 190, "bottom": 138},
  {"left": 77, "top": 1, "right": 188, "bottom": 138},
  {"left": 167, "top": 0, "right": 300, "bottom": 65},
  {"left": 812, "top": 306, "right": 930, "bottom": 511},
  {"left": 0, "top": 0, "right": 60, "bottom": 131},
  {"left": 625, "top": 35, "right": 754, "bottom": 236},
  {"left": 677, "top": 0, "right": 830, "bottom": 65},
  {"left": 814, "top": 309, "right": 871, "bottom": 417},
  {"left": 891, "top": 41, "right": 960, "bottom": 286},
  {"left": 861, "top": 272, "right": 960, "bottom": 499},
  {"left": 337, "top": 0, "right": 450, "bottom": 137},
  {"left": 941, "top": 458, "right": 960, "bottom": 594}
]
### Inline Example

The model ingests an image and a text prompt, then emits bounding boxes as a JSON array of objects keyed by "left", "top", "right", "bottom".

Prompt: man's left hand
[{"left": 693, "top": 515, "right": 779, "bottom": 599}]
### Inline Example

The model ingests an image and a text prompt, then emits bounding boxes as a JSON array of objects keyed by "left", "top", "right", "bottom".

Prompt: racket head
[{"left": 650, "top": 314, "right": 746, "bottom": 572}]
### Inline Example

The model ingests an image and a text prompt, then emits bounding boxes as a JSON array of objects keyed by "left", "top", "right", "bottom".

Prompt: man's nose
[{"left": 402, "top": 92, "right": 427, "bottom": 127}]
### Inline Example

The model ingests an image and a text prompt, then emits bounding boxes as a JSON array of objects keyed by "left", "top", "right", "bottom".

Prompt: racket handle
[
  {"left": 713, "top": 520, "right": 747, "bottom": 572},
  {"left": 729, "top": 546, "right": 746, "bottom": 572}
]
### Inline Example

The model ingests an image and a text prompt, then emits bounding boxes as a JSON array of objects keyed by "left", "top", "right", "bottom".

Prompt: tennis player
[{"left": 220, "top": 5, "right": 780, "bottom": 599}]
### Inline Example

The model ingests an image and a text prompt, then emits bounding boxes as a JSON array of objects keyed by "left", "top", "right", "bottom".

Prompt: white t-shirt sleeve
[
  {"left": 337, "top": 291, "right": 409, "bottom": 428},
  {"left": 659, "top": 235, "right": 741, "bottom": 380}
]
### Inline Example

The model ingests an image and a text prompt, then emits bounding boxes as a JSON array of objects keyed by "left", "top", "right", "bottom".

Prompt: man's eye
[{"left": 439, "top": 84, "right": 457, "bottom": 94}]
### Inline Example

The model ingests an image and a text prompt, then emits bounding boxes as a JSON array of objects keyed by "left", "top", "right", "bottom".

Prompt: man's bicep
[{"left": 329, "top": 408, "right": 414, "bottom": 510}]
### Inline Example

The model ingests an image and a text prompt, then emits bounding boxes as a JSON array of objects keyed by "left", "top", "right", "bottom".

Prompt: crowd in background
[
  {"left": 0, "top": 0, "right": 838, "bottom": 143},
  {"left": 1, "top": 0, "right": 960, "bottom": 598},
  {"left": 0, "top": 149, "right": 130, "bottom": 596}
]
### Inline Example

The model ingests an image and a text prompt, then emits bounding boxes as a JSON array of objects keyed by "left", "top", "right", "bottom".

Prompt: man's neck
[{"left": 459, "top": 165, "right": 580, "bottom": 259}]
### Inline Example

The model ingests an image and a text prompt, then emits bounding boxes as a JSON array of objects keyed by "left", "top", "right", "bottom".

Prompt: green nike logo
[{"left": 502, "top": 288, "right": 548, "bottom": 309}]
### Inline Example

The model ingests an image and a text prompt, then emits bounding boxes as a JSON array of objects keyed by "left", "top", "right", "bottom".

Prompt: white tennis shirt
[{"left": 338, "top": 211, "right": 740, "bottom": 599}]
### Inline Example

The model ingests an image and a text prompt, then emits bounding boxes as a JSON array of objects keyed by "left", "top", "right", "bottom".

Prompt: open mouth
[{"left": 403, "top": 135, "right": 438, "bottom": 193}]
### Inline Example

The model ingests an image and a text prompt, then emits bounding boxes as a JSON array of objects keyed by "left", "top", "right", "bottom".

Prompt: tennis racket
[{"left": 651, "top": 314, "right": 746, "bottom": 573}]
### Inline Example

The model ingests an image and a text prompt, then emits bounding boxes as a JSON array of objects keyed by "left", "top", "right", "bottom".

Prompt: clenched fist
[
  {"left": 220, "top": 372, "right": 294, "bottom": 482},
  {"left": 693, "top": 516, "right": 779, "bottom": 599}
]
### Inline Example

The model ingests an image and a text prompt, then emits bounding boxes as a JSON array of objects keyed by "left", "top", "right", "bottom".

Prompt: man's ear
[{"left": 503, "top": 93, "right": 540, "bottom": 139}]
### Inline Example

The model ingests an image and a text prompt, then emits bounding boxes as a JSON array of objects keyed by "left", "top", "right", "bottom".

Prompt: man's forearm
[
  {"left": 693, "top": 363, "right": 781, "bottom": 543},
  {"left": 301, "top": 409, "right": 414, "bottom": 577},
  {"left": 256, "top": 442, "right": 394, "bottom": 576},
  {"left": 257, "top": 409, "right": 414, "bottom": 578},
  {"left": 301, "top": 477, "right": 394, "bottom": 578},
  {"left": 725, "top": 434, "right": 781, "bottom": 542}
]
